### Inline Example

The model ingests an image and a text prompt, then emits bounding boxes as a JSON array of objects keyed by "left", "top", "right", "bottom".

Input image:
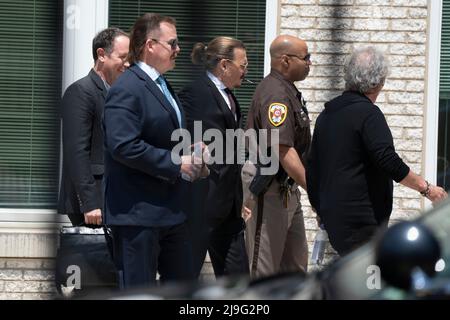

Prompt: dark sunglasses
[
  {"left": 285, "top": 53, "right": 311, "bottom": 62},
  {"left": 151, "top": 38, "right": 179, "bottom": 50}
]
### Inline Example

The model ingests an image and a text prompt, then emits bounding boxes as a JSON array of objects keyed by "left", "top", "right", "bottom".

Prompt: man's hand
[
  {"left": 427, "top": 185, "right": 448, "bottom": 204},
  {"left": 180, "top": 155, "right": 203, "bottom": 181},
  {"left": 199, "top": 163, "right": 210, "bottom": 178},
  {"left": 84, "top": 208, "right": 102, "bottom": 225},
  {"left": 181, "top": 142, "right": 211, "bottom": 181},
  {"left": 242, "top": 195, "right": 256, "bottom": 222},
  {"left": 241, "top": 205, "right": 252, "bottom": 222}
]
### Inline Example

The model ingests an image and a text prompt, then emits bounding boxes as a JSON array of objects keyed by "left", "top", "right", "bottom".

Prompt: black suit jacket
[
  {"left": 103, "top": 64, "right": 188, "bottom": 227},
  {"left": 178, "top": 74, "right": 243, "bottom": 230},
  {"left": 58, "top": 69, "right": 106, "bottom": 217}
]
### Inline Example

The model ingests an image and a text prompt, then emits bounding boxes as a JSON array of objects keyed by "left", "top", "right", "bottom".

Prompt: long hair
[{"left": 190, "top": 36, "right": 245, "bottom": 72}]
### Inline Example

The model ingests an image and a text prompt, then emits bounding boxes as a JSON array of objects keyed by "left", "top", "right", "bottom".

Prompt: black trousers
[
  {"left": 188, "top": 213, "right": 249, "bottom": 278},
  {"left": 207, "top": 227, "right": 249, "bottom": 277},
  {"left": 185, "top": 179, "right": 249, "bottom": 278},
  {"left": 111, "top": 222, "right": 195, "bottom": 289}
]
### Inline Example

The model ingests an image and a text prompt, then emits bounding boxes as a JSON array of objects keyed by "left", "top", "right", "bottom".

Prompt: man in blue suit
[{"left": 103, "top": 13, "right": 206, "bottom": 289}]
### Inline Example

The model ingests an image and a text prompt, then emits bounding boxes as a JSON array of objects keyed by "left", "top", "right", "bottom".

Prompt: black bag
[{"left": 55, "top": 226, "right": 118, "bottom": 298}]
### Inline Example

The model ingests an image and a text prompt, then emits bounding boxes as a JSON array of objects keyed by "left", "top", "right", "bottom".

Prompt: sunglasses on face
[
  {"left": 285, "top": 53, "right": 311, "bottom": 62},
  {"left": 151, "top": 38, "right": 179, "bottom": 50}
]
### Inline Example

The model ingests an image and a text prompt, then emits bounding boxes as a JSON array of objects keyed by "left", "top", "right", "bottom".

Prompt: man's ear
[
  {"left": 280, "top": 55, "right": 289, "bottom": 67},
  {"left": 145, "top": 39, "right": 154, "bottom": 54},
  {"left": 219, "top": 58, "right": 228, "bottom": 72},
  {"left": 97, "top": 48, "right": 106, "bottom": 62}
]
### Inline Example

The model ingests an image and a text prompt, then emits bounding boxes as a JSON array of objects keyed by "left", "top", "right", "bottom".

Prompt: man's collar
[
  {"left": 207, "top": 71, "right": 227, "bottom": 90},
  {"left": 270, "top": 69, "right": 299, "bottom": 95},
  {"left": 136, "top": 61, "right": 161, "bottom": 81},
  {"left": 101, "top": 78, "right": 110, "bottom": 91}
]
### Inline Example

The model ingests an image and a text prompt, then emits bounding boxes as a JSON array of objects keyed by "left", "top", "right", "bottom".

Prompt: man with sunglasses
[
  {"left": 103, "top": 13, "right": 206, "bottom": 288},
  {"left": 242, "top": 35, "right": 312, "bottom": 278},
  {"left": 178, "top": 37, "right": 250, "bottom": 279}
]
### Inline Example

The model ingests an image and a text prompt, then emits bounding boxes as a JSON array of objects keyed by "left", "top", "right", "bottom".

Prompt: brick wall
[
  {"left": 280, "top": 0, "right": 429, "bottom": 268},
  {"left": 0, "top": 258, "right": 56, "bottom": 300}
]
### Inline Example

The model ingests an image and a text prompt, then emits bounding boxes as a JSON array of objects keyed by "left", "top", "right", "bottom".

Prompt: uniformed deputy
[{"left": 242, "top": 35, "right": 312, "bottom": 278}]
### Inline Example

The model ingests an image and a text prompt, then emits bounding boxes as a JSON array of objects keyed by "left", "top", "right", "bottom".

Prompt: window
[
  {"left": 438, "top": 1, "right": 450, "bottom": 190},
  {"left": 109, "top": 0, "right": 266, "bottom": 124},
  {"left": 0, "top": 1, "right": 63, "bottom": 209}
]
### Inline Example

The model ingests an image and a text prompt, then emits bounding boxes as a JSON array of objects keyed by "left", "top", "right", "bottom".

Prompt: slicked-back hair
[
  {"left": 92, "top": 27, "right": 128, "bottom": 62},
  {"left": 344, "top": 46, "right": 389, "bottom": 94},
  {"left": 127, "top": 13, "right": 176, "bottom": 65},
  {"left": 191, "top": 36, "right": 246, "bottom": 72}
]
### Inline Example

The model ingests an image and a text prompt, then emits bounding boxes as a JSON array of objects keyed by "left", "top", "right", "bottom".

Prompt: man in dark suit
[
  {"left": 178, "top": 37, "right": 249, "bottom": 278},
  {"left": 59, "top": 27, "right": 129, "bottom": 226},
  {"left": 103, "top": 13, "right": 207, "bottom": 288}
]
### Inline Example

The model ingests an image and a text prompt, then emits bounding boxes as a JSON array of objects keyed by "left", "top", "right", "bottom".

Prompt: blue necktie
[{"left": 156, "top": 76, "right": 182, "bottom": 127}]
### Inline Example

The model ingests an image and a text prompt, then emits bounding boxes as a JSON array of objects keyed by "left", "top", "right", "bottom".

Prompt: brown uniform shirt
[{"left": 246, "top": 69, "right": 311, "bottom": 163}]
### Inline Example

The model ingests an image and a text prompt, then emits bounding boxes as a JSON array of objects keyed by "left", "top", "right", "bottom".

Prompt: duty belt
[
  {"left": 287, "top": 177, "right": 295, "bottom": 187},
  {"left": 279, "top": 176, "right": 296, "bottom": 208}
]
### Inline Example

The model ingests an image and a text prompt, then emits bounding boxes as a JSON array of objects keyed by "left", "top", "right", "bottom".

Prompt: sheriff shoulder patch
[{"left": 268, "top": 103, "right": 288, "bottom": 127}]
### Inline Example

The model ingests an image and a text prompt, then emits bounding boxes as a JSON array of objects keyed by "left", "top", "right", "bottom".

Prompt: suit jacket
[
  {"left": 58, "top": 69, "right": 106, "bottom": 217},
  {"left": 103, "top": 64, "right": 188, "bottom": 227},
  {"left": 178, "top": 74, "right": 243, "bottom": 230}
]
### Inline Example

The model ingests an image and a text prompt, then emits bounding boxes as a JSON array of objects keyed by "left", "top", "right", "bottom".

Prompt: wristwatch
[{"left": 420, "top": 180, "right": 431, "bottom": 197}]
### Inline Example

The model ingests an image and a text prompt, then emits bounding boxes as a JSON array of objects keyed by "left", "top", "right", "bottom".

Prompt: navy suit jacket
[{"left": 103, "top": 64, "right": 188, "bottom": 227}]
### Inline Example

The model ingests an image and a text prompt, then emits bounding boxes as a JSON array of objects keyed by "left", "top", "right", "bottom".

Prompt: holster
[{"left": 249, "top": 163, "right": 275, "bottom": 196}]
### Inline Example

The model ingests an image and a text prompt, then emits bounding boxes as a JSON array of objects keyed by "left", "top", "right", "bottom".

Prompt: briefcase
[{"left": 55, "top": 226, "right": 118, "bottom": 298}]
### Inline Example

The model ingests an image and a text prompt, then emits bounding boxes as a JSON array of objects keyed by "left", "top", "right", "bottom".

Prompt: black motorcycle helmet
[{"left": 375, "top": 221, "right": 441, "bottom": 290}]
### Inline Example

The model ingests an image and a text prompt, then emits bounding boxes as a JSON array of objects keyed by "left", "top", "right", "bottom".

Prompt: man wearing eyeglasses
[
  {"left": 242, "top": 35, "right": 312, "bottom": 278},
  {"left": 103, "top": 13, "right": 206, "bottom": 288},
  {"left": 178, "top": 37, "right": 250, "bottom": 279}
]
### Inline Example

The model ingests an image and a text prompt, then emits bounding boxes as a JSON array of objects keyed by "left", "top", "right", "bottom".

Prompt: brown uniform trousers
[{"left": 241, "top": 161, "right": 308, "bottom": 278}]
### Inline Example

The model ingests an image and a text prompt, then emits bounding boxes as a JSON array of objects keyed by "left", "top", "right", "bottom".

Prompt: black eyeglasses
[
  {"left": 285, "top": 53, "right": 311, "bottom": 62},
  {"left": 151, "top": 38, "right": 179, "bottom": 50}
]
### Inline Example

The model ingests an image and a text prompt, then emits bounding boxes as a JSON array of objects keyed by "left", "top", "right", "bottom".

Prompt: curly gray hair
[{"left": 344, "top": 46, "right": 389, "bottom": 94}]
